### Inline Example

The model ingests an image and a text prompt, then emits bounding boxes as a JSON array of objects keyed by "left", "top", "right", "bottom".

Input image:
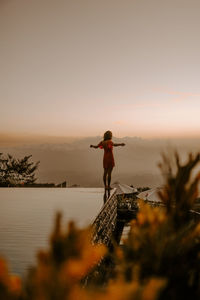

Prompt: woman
[{"left": 90, "top": 131, "right": 125, "bottom": 189}]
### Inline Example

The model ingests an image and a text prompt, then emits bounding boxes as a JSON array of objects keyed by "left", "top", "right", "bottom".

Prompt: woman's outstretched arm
[
  {"left": 90, "top": 144, "right": 99, "bottom": 149},
  {"left": 90, "top": 141, "right": 102, "bottom": 149},
  {"left": 113, "top": 143, "right": 125, "bottom": 147}
]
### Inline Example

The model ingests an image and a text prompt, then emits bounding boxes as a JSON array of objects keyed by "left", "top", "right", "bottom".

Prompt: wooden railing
[
  {"left": 92, "top": 188, "right": 117, "bottom": 247},
  {"left": 83, "top": 189, "right": 118, "bottom": 286}
]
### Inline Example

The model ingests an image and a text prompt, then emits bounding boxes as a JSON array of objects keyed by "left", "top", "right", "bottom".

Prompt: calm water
[{"left": 0, "top": 188, "right": 104, "bottom": 276}]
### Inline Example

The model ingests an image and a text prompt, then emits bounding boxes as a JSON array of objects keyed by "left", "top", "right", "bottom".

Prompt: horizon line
[{"left": 0, "top": 131, "right": 200, "bottom": 143}]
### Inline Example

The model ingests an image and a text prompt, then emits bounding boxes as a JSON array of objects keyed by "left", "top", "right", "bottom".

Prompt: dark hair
[{"left": 103, "top": 130, "right": 112, "bottom": 141}]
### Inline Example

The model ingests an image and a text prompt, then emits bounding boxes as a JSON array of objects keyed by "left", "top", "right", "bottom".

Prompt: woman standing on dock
[{"left": 90, "top": 131, "right": 125, "bottom": 190}]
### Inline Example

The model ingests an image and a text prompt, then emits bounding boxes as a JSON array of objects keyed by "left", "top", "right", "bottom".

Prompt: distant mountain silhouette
[{"left": 0, "top": 135, "right": 199, "bottom": 187}]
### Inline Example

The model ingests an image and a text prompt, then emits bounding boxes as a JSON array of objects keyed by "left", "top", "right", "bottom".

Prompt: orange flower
[
  {"left": 142, "top": 278, "right": 166, "bottom": 300},
  {"left": 9, "top": 275, "right": 22, "bottom": 294},
  {"left": 0, "top": 257, "right": 9, "bottom": 286},
  {"left": 137, "top": 212, "right": 146, "bottom": 225}
]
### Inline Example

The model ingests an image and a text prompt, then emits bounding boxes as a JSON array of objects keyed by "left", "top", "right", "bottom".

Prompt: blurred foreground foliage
[{"left": 0, "top": 152, "right": 200, "bottom": 300}]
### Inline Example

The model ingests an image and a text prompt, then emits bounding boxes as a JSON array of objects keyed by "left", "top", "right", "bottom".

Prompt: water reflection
[
  {"left": 0, "top": 188, "right": 103, "bottom": 275},
  {"left": 103, "top": 189, "right": 110, "bottom": 204}
]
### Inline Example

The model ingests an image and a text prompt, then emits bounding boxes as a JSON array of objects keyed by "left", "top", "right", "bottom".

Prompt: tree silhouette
[{"left": 0, "top": 153, "right": 40, "bottom": 186}]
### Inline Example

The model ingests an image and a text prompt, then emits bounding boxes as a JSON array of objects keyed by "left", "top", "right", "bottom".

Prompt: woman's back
[
  {"left": 99, "top": 140, "right": 114, "bottom": 169},
  {"left": 99, "top": 140, "right": 113, "bottom": 152}
]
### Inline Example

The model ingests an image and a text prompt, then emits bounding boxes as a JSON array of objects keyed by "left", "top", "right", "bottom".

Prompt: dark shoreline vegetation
[
  {"left": 0, "top": 183, "right": 67, "bottom": 188},
  {"left": 0, "top": 152, "right": 200, "bottom": 300}
]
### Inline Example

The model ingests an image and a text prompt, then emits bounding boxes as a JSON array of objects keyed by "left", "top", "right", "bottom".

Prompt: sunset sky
[{"left": 1, "top": 0, "right": 200, "bottom": 138}]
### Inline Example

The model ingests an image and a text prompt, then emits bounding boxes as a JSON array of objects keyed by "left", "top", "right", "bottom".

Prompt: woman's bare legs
[
  {"left": 107, "top": 167, "right": 113, "bottom": 189},
  {"left": 103, "top": 169, "right": 108, "bottom": 188},
  {"left": 103, "top": 167, "right": 113, "bottom": 189}
]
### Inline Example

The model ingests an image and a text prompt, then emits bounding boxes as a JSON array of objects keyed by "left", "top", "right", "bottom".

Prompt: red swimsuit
[{"left": 98, "top": 140, "right": 115, "bottom": 169}]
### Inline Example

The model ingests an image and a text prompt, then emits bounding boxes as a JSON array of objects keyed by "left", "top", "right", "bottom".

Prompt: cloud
[
  {"left": 112, "top": 101, "right": 170, "bottom": 112},
  {"left": 113, "top": 120, "right": 129, "bottom": 126},
  {"left": 152, "top": 87, "right": 200, "bottom": 102},
  {"left": 107, "top": 86, "right": 200, "bottom": 112}
]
